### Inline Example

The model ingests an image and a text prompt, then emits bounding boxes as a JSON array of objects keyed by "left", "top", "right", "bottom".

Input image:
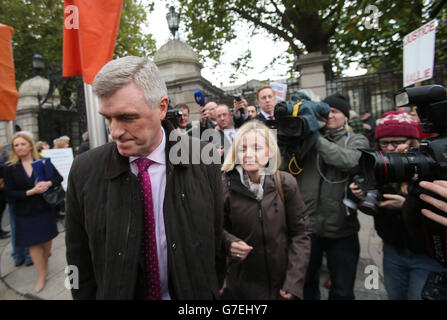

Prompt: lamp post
[
  {"left": 32, "top": 53, "right": 63, "bottom": 108},
  {"left": 32, "top": 53, "right": 45, "bottom": 76},
  {"left": 166, "top": 6, "right": 180, "bottom": 39}
]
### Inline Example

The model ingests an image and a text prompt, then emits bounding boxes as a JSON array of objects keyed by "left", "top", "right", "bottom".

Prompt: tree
[
  {"left": 333, "top": 0, "right": 447, "bottom": 73},
  {"left": 177, "top": 0, "right": 447, "bottom": 79},
  {"left": 0, "top": 0, "right": 157, "bottom": 85}
]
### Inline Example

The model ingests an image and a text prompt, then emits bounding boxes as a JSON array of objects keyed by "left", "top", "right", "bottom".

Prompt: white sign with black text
[{"left": 403, "top": 19, "right": 437, "bottom": 87}]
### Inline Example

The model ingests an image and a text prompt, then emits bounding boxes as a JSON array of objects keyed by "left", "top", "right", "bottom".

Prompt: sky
[{"left": 146, "top": 2, "right": 367, "bottom": 88}]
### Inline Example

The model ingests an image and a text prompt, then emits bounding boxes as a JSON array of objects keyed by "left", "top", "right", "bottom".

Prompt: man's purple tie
[
  {"left": 135, "top": 158, "right": 162, "bottom": 300},
  {"left": 268, "top": 115, "right": 274, "bottom": 120}
]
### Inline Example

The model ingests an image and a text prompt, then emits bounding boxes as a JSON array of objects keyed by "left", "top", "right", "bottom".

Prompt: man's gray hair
[{"left": 92, "top": 56, "right": 167, "bottom": 109}]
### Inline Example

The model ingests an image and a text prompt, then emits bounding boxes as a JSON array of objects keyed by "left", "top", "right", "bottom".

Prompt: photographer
[
  {"left": 420, "top": 180, "right": 447, "bottom": 227},
  {"left": 175, "top": 104, "right": 192, "bottom": 133},
  {"left": 300, "top": 93, "right": 370, "bottom": 300},
  {"left": 350, "top": 111, "right": 447, "bottom": 300},
  {"left": 232, "top": 96, "right": 250, "bottom": 128}
]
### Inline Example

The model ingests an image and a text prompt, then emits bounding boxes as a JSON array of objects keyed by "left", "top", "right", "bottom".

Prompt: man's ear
[{"left": 158, "top": 96, "right": 169, "bottom": 120}]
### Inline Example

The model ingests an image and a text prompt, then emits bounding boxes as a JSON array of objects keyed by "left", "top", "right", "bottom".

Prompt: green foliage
[
  {"left": 177, "top": 0, "right": 447, "bottom": 78},
  {"left": 115, "top": 0, "right": 157, "bottom": 58},
  {"left": 0, "top": 0, "right": 156, "bottom": 86}
]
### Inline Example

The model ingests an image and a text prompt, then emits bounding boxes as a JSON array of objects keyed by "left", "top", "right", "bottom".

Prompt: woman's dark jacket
[
  {"left": 65, "top": 121, "right": 225, "bottom": 300},
  {"left": 222, "top": 169, "right": 311, "bottom": 300},
  {"left": 3, "top": 159, "right": 63, "bottom": 216},
  {"left": 369, "top": 184, "right": 408, "bottom": 249}
]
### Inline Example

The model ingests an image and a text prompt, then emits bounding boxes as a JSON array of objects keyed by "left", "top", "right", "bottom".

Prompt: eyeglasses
[{"left": 379, "top": 139, "right": 409, "bottom": 148}]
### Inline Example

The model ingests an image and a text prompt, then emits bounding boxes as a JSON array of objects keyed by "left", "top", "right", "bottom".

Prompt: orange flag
[
  {"left": 0, "top": 24, "right": 19, "bottom": 121},
  {"left": 63, "top": 0, "right": 123, "bottom": 84}
]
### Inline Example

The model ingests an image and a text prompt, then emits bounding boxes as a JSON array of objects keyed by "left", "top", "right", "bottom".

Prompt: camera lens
[
  {"left": 360, "top": 150, "right": 435, "bottom": 185},
  {"left": 358, "top": 190, "right": 382, "bottom": 216},
  {"left": 274, "top": 101, "right": 289, "bottom": 119}
]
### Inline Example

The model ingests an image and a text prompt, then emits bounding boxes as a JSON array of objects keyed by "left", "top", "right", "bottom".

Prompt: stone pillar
[
  {"left": 15, "top": 75, "right": 60, "bottom": 141},
  {"left": 295, "top": 51, "right": 331, "bottom": 100}
]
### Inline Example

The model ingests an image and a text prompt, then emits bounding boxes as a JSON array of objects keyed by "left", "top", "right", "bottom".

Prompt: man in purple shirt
[{"left": 65, "top": 56, "right": 224, "bottom": 300}]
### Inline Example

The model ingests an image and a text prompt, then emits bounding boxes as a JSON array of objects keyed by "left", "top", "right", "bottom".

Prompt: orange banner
[
  {"left": 0, "top": 24, "right": 19, "bottom": 121},
  {"left": 63, "top": 0, "right": 123, "bottom": 84}
]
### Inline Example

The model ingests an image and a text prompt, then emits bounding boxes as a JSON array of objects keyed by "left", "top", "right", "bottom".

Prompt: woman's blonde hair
[
  {"left": 221, "top": 120, "right": 281, "bottom": 174},
  {"left": 7, "top": 132, "right": 40, "bottom": 165}
]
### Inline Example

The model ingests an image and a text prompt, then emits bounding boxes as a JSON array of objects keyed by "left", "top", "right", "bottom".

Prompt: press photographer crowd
[{"left": 1, "top": 57, "right": 447, "bottom": 301}]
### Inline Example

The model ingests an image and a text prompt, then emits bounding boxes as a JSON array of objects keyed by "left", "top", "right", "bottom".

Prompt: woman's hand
[
  {"left": 28, "top": 181, "right": 53, "bottom": 195},
  {"left": 230, "top": 241, "right": 253, "bottom": 261},
  {"left": 379, "top": 194, "right": 406, "bottom": 210},
  {"left": 279, "top": 289, "right": 293, "bottom": 300},
  {"left": 349, "top": 182, "right": 365, "bottom": 199}
]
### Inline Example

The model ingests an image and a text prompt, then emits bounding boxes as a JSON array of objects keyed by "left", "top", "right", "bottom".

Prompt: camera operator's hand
[
  {"left": 396, "top": 144, "right": 410, "bottom": 153},
  {"left": 233, "top": 98, "right": 248, "bottom": 115},
  {"left": 349, "top": 182, "right": 365, "bottom": 199},
  {"left": 419, "top": 180, "right": 447, "bottom": 227},
  {"left": 380, "top": 194, "right": 406, "bottom": 210}
]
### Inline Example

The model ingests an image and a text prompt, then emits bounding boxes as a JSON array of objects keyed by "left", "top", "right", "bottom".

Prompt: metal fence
[
  {"left": 38, "top": 77, "right": 87, "bottom": 148},
  {"left": 326, "top": 63, "right": 447, "bottom": 119}
]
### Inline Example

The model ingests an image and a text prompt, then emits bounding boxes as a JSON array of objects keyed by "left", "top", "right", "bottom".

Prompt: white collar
[{"left": 129, "top": 127, "right": 166, "bottom": 165}]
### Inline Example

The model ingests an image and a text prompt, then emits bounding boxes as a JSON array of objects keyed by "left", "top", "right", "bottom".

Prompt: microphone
[{"left": 194, "top": 90, "right": 206, "bottom": 106}]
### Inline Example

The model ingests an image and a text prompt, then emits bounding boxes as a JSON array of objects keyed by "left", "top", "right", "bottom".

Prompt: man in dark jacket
[
  {"left": 299, "top": 92, "right": 369, "bottom": 300},
  {"left": 65, "top": 56, "right": 224, "bottom": 300}
]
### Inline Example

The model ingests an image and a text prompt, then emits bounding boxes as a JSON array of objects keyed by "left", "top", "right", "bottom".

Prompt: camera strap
[
  {"left": 288, "top": 153, "right": 303, "bottom": 176},
  {"left": 316, "top": 131, "right": 351, "bottom": 184},
  {"left": 292, "top": 101, "right": 303, "bottom": 117}
]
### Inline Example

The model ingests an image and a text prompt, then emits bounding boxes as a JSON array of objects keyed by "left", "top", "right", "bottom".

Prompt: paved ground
[{"left": 0, "top": 209, "right": 388, "bottom": 300}]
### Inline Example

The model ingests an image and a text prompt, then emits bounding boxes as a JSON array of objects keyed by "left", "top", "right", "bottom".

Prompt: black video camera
[
  {"left": 272, "top": 101, "right": 308, "bottom": 138},
  {"left": 359, "top": 84, "right": 447, "bottom": 266},
  {"left": 165, "top": 102, "right": 183, "bottom": 129}
]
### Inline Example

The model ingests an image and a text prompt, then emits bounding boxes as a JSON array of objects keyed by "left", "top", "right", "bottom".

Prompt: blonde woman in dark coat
[{"left": 221, "top": 120, "right": 311, "bottom": 300}]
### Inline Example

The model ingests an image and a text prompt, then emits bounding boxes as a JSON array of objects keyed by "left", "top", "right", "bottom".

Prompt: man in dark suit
[
  {"left": 254, "top": 85, "right": 277, "bottom": 124},
  {"left": 65, "top": 56, "right": 224, "bottom": 300}
]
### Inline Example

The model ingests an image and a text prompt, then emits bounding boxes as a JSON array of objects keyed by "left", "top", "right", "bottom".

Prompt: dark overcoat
[{"left": 65, "top": 121, "right": 224, "bottom": 299}]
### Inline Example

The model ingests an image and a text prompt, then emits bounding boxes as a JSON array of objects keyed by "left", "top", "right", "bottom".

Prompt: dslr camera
[
  {"left": 343, "top": 175, "right": 382, "bottom": 216},
  {"left": 360, "top": 84, "right": 447, "bottom": 187},
  {"left": 233, "top": 94, "right": 245, "bottom": 114},
  {"left": 359, "top": 84, "right": 447, "bottom": 267}
]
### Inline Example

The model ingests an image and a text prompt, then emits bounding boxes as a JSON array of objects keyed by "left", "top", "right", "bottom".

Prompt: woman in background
[{"left": 3, "top": 132, "right": 62, "bottom": 293}]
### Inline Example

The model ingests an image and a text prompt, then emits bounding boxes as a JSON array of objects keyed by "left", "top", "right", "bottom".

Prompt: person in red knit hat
[
  {"left": 374, "top": 110, "right": 420, "bottom": 150},
  {"left": 350, "top": 110, "right": 447, "bottom": 300}
]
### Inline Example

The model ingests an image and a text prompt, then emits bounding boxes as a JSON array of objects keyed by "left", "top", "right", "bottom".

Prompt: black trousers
[{"left": 304, "top": 233, "right": 360, "bottom": 300}]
